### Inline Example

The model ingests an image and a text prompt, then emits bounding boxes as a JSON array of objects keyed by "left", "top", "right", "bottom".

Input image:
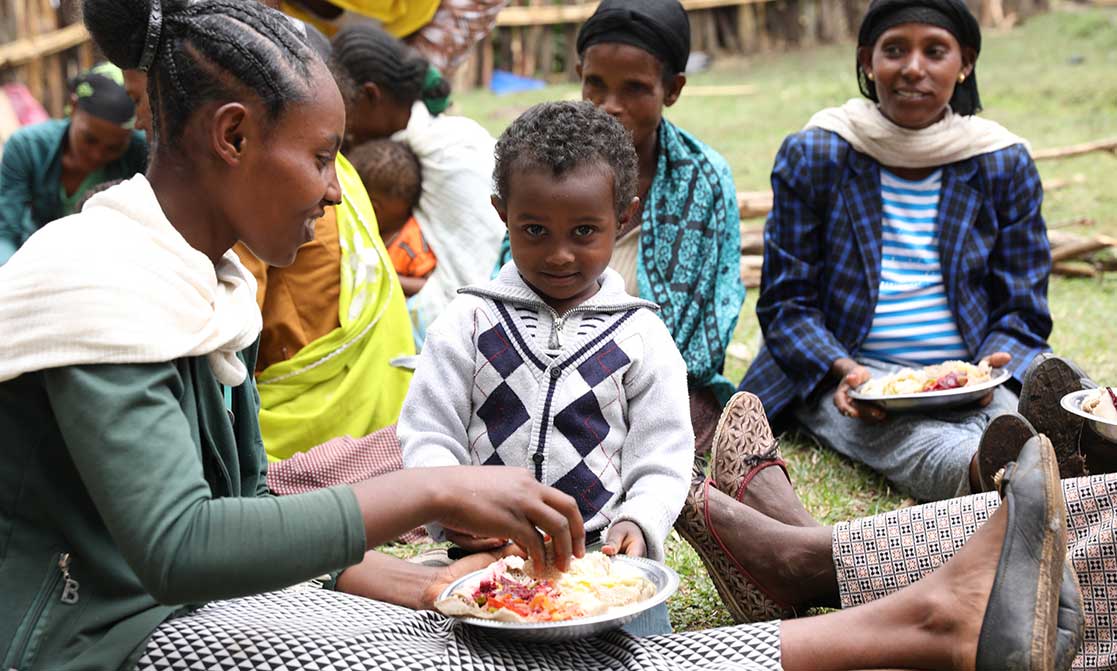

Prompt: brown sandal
[
  {"left": 674, "top": 459, "right": 796, "bottom": 624},
  {"left": 711, "top": 392, "right": 790, "bottom": 500}
]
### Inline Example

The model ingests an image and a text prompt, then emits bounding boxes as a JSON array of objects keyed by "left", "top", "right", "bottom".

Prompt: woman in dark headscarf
[
  {"left": 0, "top": 62, "right": 147, "bottom": 262},
  {"left": 495, "top": 0, "right": 746, "bottom": 457}
]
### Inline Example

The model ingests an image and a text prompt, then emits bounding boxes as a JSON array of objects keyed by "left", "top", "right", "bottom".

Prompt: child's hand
[
  {"left": 601, "top": 521, "right": 646, "bottom": 557},
  {"left": 444, "top": 529, "right": 508, "bottom": 552}
]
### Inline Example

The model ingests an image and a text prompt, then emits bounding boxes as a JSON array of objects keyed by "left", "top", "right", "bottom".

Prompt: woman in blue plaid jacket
[{"left": 738, "top": 0, "right": 1064, "bottom": 502}]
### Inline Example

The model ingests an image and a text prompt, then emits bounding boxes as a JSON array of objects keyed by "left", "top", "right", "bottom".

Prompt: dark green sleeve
[
  {"left": 43, "top": 362, "right": 367, "bottom": 605},
  {"left": 0, "top": 130, "right": 36, "bottom": 260}
]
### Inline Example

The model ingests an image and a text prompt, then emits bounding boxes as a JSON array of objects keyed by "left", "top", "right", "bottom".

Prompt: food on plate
[
  {"left": 858, "top": 360, "right": 993, "bottom": 397},
  {"left": 1081, "top": 387, "right": 1117, "bottom": 421},
  {"left": 434, "top": 552, "right": 657, "bottom": 623}
]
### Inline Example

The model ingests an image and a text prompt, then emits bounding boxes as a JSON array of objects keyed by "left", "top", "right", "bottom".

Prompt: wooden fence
[{"left": 0, "top": 0, "right": 94, "bottom": 118}]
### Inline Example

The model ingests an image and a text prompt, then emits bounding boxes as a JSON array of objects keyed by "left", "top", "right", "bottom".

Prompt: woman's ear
[
  {"left": 618, "top": 196, "right": 641, "bottom": 233},
  {"left": 960, "top": 48, "right": 977, "bottom": 78},
  {"left": 857, "top": 47, "right": 874, "bottom": 81},
  {"left": 361, "top": 81, "right": 383, "bottom": 105},
  {"left": 491, "top": 194, "right": 508, "bottom": 225},
  {"left": 663, "top": 74, "right": 686, "bottom": 107},
  {"left": 211, "top": 102, "right": 248, "bottom": 167}
]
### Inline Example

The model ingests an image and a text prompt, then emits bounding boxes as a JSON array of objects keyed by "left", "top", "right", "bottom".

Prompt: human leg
[
  {"left": 141, "top": 436, "right": 1074, "bottom": 671},
  {"left": 835, "top": 473, "right": 1117, "bottom": 670}
]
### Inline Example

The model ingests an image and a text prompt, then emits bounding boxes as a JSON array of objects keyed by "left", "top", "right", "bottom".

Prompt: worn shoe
[
  {"left": 673, "top": 458, "right": 795, "bottom": 623},
  {"left": 1054, "top": 560, "right": 1086, "bottom": 671},
  {"left": 1018, "top": 354, "right": 1090, "bottom": 478},
  {"left": 975, "top": 413, "right": 1038, "bottom": 493},
  {"left": 975, "top": 435, "right": 1078, "bottom": 670},
  {"left": 711, "top": 392, "right": 789, "bottom": 500}
]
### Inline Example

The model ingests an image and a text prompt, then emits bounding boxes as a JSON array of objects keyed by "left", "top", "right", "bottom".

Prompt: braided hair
[
  {"left": 330, "top": 23, "right": 451, "bottom": 117},
  {"left": 494, "top": 101, "right": 638, "bottom": 218},
  {"left": 82, "top": 0, "right": 318, "bottom": 149}
]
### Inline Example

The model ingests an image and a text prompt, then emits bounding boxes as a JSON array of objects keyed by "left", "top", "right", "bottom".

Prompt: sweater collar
[{"left": 460, "top": 262, "right": 658, "bottom": 315}]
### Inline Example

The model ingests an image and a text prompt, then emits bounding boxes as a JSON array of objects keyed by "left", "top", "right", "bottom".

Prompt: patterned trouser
[
  {"left": 834, "top": 473, "right": 1117, "bottom": 670},
  {"left": 136, "top": 589, "right": 782, "bottom": 671}
]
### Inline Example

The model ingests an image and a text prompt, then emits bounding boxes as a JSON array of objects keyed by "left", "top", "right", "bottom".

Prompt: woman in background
[{"left": 0, "top": 62, "right": 146, "bottom": 262}]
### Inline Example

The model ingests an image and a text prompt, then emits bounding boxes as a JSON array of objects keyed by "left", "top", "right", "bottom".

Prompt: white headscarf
[
  {"left": 805, "top": 98, "right": 1029, "bottom": 168},
  {"left": 0, "top": 175, "right": 261, "bottom": 385}
]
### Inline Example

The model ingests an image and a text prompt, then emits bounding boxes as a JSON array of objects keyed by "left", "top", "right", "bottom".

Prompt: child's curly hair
[
  {"left": 493, "top": 101, "right": 638, "bottom": 217},
  {"left": 348, "top": 139, "right": 423, "bottom": 210}
]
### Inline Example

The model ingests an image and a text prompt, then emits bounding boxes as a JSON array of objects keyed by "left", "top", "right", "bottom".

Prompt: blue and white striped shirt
[{"left": 860, "top": 169, "right": 970, "bottom": 366}]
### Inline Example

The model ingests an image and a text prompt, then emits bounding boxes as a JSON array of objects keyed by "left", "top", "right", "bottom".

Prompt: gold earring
[
  {"left": 866, "top": 71, "right": 875, "bottom": 81},
  {"left": 958, "top": 73, "right": 966, "bottom": 83}
]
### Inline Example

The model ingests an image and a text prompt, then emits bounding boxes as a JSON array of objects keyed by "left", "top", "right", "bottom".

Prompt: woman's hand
[
  {"left": 832, "top": 358, "right": 885, "bottom": 423},
  {"left": 976, "top": 351, "right": 1012, "bottom": 407},
  {"left": 601, "top": 521, "right": 646, "bottom": 558},
  {"left": 431, "top": 466, "right": 586, "bottom": 573}
]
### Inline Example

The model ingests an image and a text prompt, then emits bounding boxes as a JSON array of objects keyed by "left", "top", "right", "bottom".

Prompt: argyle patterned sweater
[{"left": 399, "top": 264, "right": 694, "bottom": 560}]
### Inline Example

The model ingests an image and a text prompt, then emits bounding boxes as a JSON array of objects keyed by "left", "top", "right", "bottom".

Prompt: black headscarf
[
  {"left": 856, "top": 0, "right": 983, "bottom": 115},
  {"left": 576, "top": 0, "right": 690, "bottom": 76},
  {"left": 69, "top": 64, "right": 136, "bottom": 128}
]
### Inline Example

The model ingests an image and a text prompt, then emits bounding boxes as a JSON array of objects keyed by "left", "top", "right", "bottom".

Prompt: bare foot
[{"left": 705, "top": 485, "right": 838, "bottom": 609}]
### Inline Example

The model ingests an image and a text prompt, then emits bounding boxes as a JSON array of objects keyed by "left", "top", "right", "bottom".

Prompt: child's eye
[
  {"left": 573, "top": 225, "right": 597, "bottom": 238},
  {"left": 523, "top": 224, "right": 546, "bottom": 238}
]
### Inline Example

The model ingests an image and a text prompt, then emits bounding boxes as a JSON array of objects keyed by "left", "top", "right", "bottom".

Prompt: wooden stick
[
  {"left": 1052, "top": 261, "right": 1099, "bottom": 279},
  {"left": 1050, "top": 235, "right": 1117, "bottom": 263},
  {"left": 1043, "top": 174, "right": 1087, "bottom": 192},
  {"left": 686, "top": 84, "right": 757, "bottom": 96},
  {"left": 738, "top": 190, "right": 773, "bottom": 219},
  {"left": 1048, "top": 217, "right": 1096, "bottom": 231},
  {"left": 0, "top": 22, "right": 88, "bottom": 69},
  {"left": 1033, "top": 138, "right": 1117, "bottom": 161},
  {"left": 495, "top": 0, "right": 775, "bottom": 26}
]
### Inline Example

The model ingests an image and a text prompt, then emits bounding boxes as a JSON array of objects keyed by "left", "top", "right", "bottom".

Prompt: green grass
[{"left": 384, "top": 6, "right": 1117, "bottom": 632}]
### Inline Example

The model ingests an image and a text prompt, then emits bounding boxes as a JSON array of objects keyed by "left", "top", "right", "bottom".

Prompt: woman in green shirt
[
  {"left": 0, "top": 1, "right": 1076, "bottom": 669},
  {"left": 0, "top": 63, "right": 147, "bottom": 262}
]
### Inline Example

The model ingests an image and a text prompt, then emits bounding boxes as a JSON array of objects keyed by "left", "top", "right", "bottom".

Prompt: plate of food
[
  {"left": 434, "top": 551, "right": 678, "bottom": 641},
  {"left": 1061, "top": 387, "right": 1117, "bottom": 442},
  {"left": 848, "top": 360, "right": 1011, "bottom": 412}
]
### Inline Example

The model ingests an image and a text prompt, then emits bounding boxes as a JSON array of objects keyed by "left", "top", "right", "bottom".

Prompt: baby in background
[
  {"left": 398, "top": 101, "right": 694, "bottom": 567},
  {"left": 348, "top": 139, "right": 436, "bottom": 297}
]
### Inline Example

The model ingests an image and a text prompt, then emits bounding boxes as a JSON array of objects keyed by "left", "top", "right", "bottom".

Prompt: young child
[
  {"left": 348, "top": 139, "right": 436, "bottom": 297},
  {"left": 398, "top": 101, "right": 694, "bottom": 566}
]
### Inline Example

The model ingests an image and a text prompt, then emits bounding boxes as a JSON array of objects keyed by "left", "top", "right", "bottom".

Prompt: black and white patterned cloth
[
  {"left": 136, "top": 589, "right": 781, "bottom": 671},
  {"left": 834, "top": 473, "right": 1117, "bottom": 670}
]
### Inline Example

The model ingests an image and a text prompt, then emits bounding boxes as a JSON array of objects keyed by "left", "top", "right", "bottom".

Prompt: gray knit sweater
[{"left": 399, "top": 263, "right": 695, "bottom": 560}]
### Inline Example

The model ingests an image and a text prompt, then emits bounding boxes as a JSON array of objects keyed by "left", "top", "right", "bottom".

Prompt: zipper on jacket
[
  {"left": 7, "top": 553, "right": 72, "bottom": 670},
  {"left": 546, "top": 305, "right": 601, "bottom": 350}
]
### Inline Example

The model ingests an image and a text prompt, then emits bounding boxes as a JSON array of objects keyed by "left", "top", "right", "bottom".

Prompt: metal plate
[
  {"left": 848, "top": 368, "right": 1011, "bottom": 412},
  {"left": 436, "top": 555, "right": 679, "bottom": 641},
  {"left": 1061, "top": 389, "right": 1117, "bottom": 442}
]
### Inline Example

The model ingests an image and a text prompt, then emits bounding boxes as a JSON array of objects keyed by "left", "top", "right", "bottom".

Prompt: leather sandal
[
  {"left": 673, "top": 458, "right": 796, "bottom": 624},
  {"left": 976, "top": 412, "right": 1038, "bottom": 493},
  {"left": 975, "top": 434, "right": 1078, "bottom": 670},
  {"left": 711, "top": 392, "right": 789, "bottom": 500}
]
